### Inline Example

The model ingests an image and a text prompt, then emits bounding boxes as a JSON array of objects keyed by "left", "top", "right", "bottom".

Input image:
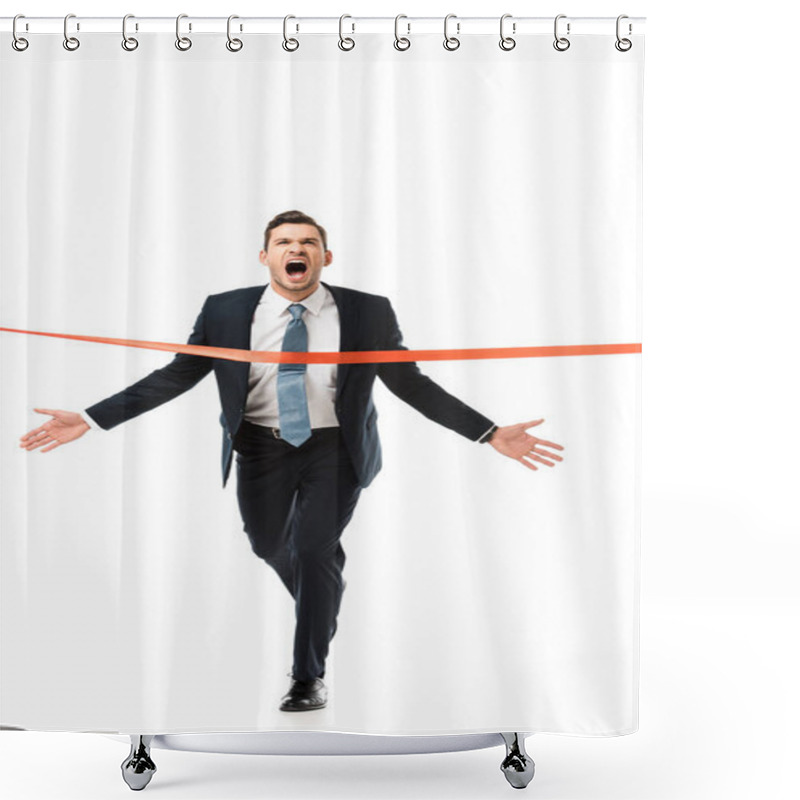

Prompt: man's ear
[
  {"left": 324, "top": 250, "right": 333, "bottom": 267},
  {"left": 258, "top": 250, "right": 268, "bottom": 266}
]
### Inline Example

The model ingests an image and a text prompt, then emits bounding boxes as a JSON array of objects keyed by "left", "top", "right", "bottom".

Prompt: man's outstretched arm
[
  {"left": 19, "top": 300, "right": 214, "bottom": 452},
  {"left": 376, "top": 299, "right": 564, "bottom": 471}
]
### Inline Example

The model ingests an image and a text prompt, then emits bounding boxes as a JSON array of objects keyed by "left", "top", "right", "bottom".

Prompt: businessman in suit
[{"left": 20, "top": 210, "right": 564, "bottom": 712}]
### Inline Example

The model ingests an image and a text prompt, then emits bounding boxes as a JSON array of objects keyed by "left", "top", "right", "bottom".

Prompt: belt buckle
[{"left": 272, "top": 427, "right": 281, "bottom": 439}]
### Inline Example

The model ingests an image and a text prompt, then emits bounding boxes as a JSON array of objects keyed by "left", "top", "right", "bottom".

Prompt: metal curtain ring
[
  {"left": 227, "top": 15, "right": 243, "bottom": 51},
  {"left": 63, "top": 13, "right": 80, "bottom": 51},
  {"left": 12, "top": 14, "right": 29, "bottom": 51},
  {"left": 338, "top": 14, "right": 355, "bottom": 51},
  {"left": 175, "top": 14, "right": 192, "bottom": 50},
  {"left": 615, "top": 14, "right": 632, "bottom": 51},
  {"left": 553, "top": 14, "right": 570, "bottom": 51},
  {"left": 394, "top": 14, "right": 411, "bottom": 51},
  {"left": 122, "top": 14, "right": 139, "bottom": 51},
  {"left": 283, "top": 15, "right": 299, "bottom": 52},
  {"left": 499, "top": 13, "right": 516, "bottom": 51},
  {"left": 443, "top": 13, "right": 460, "bottom": 51}
]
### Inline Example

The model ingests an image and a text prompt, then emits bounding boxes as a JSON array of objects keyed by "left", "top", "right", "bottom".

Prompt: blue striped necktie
[{"left": 277, "top": 303, "right": 312, "bottom": 447}]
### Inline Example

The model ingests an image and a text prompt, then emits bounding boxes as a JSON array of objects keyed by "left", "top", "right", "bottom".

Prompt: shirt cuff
[
  {"left": 477, "top": 424, "right": 498, "bottom": 443},
  {"left": 83, "top": 410, "right": 102, "bottom": 431}
]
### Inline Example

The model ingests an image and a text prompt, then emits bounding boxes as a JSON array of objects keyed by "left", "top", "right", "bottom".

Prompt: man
[{"left": 19, "top": 210, "right": 564, "bottom": 712}]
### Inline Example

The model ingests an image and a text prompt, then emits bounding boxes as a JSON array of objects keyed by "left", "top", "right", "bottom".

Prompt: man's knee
[{"left": 246, "top": 529, "right": 287, "bottom": 563}]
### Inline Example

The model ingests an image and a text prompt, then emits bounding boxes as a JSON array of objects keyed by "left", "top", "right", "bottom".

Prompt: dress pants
[{"left": 233, "top": 420, "right": 362, "bottom": 683}]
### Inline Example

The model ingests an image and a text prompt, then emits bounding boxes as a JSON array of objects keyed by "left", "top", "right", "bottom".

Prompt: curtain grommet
[
  {"left": 615, "top": 15, "right": 632, "bottom": 51},
  {"left": 226, "top": 15, "right": 243, "bottom": 52},
  {"left": 63, "top": 13, "right": 80, "bottom": 51},
  {"left": 394, "top": 15, "right": 411, "bottom": 51},
  {"left": 443, "top": 14, "right": 460, "bottom": 51},
  {"left": 175, "top": 14, "right": 192, "bottom": 51},
  {"left": 499, "top": 14, "right": 516, "bottom": 51},
  {"left": 121, "top": 14, "right": 139, "bottom": 51},
  {"left": 282, "top": 15, "right": 300, "bottom": 52},
  {"left": 338, "top": 15, "right": 355, "bottom": 51},
  {"left": 12, "top": 15, "right": 29, "bottom": 51},
  {"left": 553, "top": 14, "right": 570, "bottom": 52}
]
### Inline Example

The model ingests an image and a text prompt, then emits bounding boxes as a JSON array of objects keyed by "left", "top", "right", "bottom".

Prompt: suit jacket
[{"left": 85, "top": 282, "right": 495, "bottom": 488}]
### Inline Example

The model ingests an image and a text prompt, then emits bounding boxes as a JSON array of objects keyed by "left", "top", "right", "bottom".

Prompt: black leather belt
[{"left": 240, "top": 420, "right": 340, "bottom": 440}]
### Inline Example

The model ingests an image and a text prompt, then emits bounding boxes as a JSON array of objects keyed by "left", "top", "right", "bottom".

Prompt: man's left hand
[{"left": 488, "top": 419, "right": 564, "bottom": 472}]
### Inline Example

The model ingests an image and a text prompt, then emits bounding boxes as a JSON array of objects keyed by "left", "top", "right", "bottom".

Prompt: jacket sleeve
[
  {"left": 376, "top": 298, "right": 495, "bottom": 441},
  {"left": 84, "top": 299, "right": 214, "bottom": 430}
]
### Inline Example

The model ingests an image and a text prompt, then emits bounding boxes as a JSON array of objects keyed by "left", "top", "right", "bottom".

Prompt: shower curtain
[{"left": 0, "top": 20, "right": 643, "bottom": 736}]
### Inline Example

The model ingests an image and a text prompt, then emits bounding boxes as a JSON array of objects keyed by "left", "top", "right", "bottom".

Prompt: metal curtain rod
[{"left": 1, "top": 16, "right": 646, "bottom": 36}]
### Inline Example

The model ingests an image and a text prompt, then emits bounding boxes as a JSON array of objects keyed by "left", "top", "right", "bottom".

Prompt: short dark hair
[{"left": 263, "top": 210, "right": 328, "bottom": 252}]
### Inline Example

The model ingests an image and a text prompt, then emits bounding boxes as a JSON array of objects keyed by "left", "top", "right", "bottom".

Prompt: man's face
[{"left": 259, "top": 223, "right": 332, "bottom": 300}]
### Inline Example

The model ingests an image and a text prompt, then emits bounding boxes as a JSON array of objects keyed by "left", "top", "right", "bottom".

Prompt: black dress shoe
[{"left": 279, "top": 677, "right": 328, "bottom": 712}]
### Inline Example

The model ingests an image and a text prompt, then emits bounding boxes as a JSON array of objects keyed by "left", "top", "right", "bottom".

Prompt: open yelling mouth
[{"left": 285, "top": 259, "right": 308, "bottom": 281}]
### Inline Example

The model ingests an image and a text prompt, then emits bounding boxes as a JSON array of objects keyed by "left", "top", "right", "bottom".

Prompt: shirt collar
[{"left": 263, "top": 282, "right": 327, "bottom": 317}]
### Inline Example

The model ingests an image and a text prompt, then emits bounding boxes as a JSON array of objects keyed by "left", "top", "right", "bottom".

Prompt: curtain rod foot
[
  {"left": 500, "top": 732, "right": 535, "bottom": 789},
  {"left": 121, "top": 735, "right": 157, "bottom": 791}
]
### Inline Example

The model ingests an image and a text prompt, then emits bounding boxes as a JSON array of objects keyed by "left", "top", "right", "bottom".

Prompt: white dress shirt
[{"left": 245, "top": 283, "right": 340, "bottom": 429}]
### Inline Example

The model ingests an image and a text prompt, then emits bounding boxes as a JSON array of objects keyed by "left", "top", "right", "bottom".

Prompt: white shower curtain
[{"left": 1, "top": 23, "right": 643, "bottom": 736}]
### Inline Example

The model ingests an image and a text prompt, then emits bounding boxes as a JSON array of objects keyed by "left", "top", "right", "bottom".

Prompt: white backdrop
[
  {"left": 1, "top": 23, "right": 641, "bottom": 734},
  {"left": 2, "top": 2, "right": 799, "bottom": 800}
]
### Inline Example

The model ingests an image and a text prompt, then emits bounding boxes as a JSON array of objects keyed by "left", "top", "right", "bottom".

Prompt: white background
[{"left": 1, "top": 1, "right": 798, "bottom": 799}]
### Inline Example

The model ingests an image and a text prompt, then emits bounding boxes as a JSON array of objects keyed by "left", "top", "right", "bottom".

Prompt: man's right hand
[{"left": 19, "top": 408, "right": 90, "bottom": 453}]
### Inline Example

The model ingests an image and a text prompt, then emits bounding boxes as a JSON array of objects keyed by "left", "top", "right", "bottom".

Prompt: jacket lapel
[
  {"left": 232, "top": 284, "right": 267, "bottom": 400},
  {"left": 242, "top": 285, "right": 268, "bottom": 348}
]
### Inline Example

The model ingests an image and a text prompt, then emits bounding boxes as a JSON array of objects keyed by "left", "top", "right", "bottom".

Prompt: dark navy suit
[{"left": 86, "top": 282, "right": 494, "bottom": 680}]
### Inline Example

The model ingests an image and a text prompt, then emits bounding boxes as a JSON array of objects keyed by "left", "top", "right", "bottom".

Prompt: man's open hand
[
  {"left": 488, "top": 418, "right": 564, "bottom": 472},
  {"left": 19, "top": 408, "right": 90, "bottom": 453}
]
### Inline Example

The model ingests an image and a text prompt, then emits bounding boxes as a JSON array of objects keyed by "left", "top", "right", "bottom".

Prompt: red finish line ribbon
[{"left": 0, "top": 326, "right": 641, "bottom": 364}]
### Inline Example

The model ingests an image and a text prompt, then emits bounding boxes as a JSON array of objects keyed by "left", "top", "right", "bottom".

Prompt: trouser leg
[
  {"left": 290, "top": 429, "right": 361, "bottom": 682},
  {"left": 234, "top": 424, "right": 361, "bottom": 682},
  {"left": 235, "top": 423, "right": 298, "bottom": 597}
]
